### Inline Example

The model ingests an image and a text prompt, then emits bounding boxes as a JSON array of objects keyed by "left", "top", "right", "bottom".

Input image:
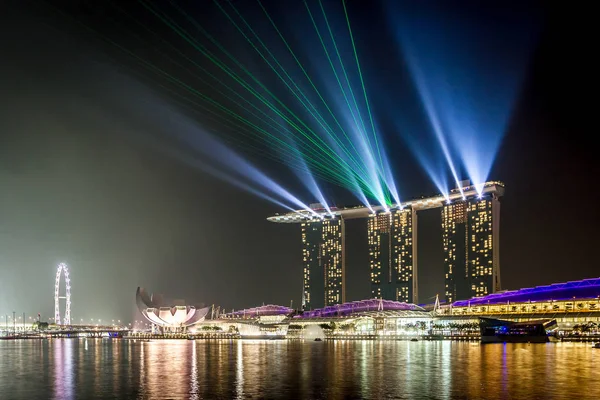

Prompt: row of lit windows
[{"left": 449, "top": 299, "right": 600, "bottom": 315}]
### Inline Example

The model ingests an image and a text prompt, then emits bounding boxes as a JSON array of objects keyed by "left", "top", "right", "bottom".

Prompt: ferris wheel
[{"left": 54, "top": 263, "right": 71, "bottom": 325}]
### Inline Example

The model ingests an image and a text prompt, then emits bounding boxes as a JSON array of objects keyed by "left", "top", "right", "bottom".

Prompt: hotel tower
[
  {"left": 300, "top": 207, "right": 345, "bottom": 310},
  {"left": 368, "top": 208, "right": 418, "bottom": 303},
  {"left": 442, "top": 191, "right": 501, "bottom": 303},
  {"left": 269, "top": 181, "right": 504, "bottom": 308}
]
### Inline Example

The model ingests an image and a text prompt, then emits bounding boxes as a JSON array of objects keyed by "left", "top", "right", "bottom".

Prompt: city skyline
[
  {"left": 1, "top": 2, "right": 597, "bottom": 399},
  {"left": 0, "top": 1, "right": 597, "bottom": 325}
]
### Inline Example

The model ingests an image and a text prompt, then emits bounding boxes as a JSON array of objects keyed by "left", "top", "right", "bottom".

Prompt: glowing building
[
  {"left": 269, "top": 181, "right": 504, "bottom": 308},
  {"left": 301, "top": 216, "right": 345, "bottom": 310},
  {"left": 136, "top": 287, "right": 210, "bottom": 332},
  {"left": 368, "top": 208, "right": 417, "bottom": 303},
  {"left": 442, "top": 190, "right": 501, "bottom": 303}
]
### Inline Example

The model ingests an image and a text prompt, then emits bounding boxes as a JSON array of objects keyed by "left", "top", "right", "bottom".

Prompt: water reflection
[
  {"left": 52, "top": 339, "right": 74, "bottom": 400},
  {"left": 1, "top": 340, "right": 599, "bottom": 399},
  {"left": 235, "top": 340, "right": 243, "bottom": 399},
  {"left": 142, "top": 340, "right": 193, "bottom": 398},
  {"left": 190, "top": 342, "right": 199, "bottom": 400}
]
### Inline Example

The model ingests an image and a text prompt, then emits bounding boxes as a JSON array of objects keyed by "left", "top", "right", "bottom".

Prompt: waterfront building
[
  {"left": 301, "top": 216, "right": 345, "bottom": 310},
  {"left": 175, "top": 277, "right": 600, "bottom": 340},
  {"left": 442, "top": 190, "right": 501, "bottom": 303},
  {"left": 135, "top": 287, "right": 210, "bottom": 333},
  {"left": 292, "top": 276, "right": 600, "bottom": 336},
  {"left": 222, "top": 304, "right": 294, "bottom": 319},
  {"left": 368, "top": 208, "right": 418, "bottom": 303},
  {"left": 435, "top": 277, "right": 600, "bottom": 334},
  {"left": 268, "top": 181, "right": 505, "bottom": 309}
]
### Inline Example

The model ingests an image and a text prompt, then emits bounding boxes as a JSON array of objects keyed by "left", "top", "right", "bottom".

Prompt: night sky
[{"left": 0, "top": 1, "right": 597, "bottom": 323}]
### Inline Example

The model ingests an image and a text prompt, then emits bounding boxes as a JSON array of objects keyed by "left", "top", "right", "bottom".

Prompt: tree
[
  {"left": 228, "top": 325, "right": 239, "bottom": 334},
  {"left": 33, "top": 321, "right": 48, "bottom": 331}
]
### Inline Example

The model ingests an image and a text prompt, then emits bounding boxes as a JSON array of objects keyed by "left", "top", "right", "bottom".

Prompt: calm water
[{"left": 1, "top": 339, "right": 599, "bottom": 399}]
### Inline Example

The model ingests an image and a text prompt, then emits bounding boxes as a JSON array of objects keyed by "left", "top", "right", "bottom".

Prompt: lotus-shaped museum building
[{"left": 136, "top": 287, "right": 210, "bottom": 332}]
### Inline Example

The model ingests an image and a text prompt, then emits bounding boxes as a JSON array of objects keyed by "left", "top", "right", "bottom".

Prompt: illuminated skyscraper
[
  {"left": 301, "top": 217, "right": 345, "bottom": 310},
  {"left": 467, "top": 197, "right": 501, "bottom": 297},
  {"left": 442, "top": 201, "right": 468, "bottom": 303},
  {"left": 269, "top": 181, "right": 504, "bottom": 307},
  {"left": 442, "top": 194, "right": 501, "bottom": 303},
  {"left": 368, "top": 208, "right": 418, "bottom": 303}
]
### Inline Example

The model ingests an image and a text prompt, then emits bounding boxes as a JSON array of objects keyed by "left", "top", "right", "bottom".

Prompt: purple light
[
  {"left": 452, "top": 277, "right": 600, "bottom": 307},
  {"left": 297, "top": 298, "right": 425, "bottom": 318},
  {"left": 224, "top": 304, "right": 294, "bottom": 318}
]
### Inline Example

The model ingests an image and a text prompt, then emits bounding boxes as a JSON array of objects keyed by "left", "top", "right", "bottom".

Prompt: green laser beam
[
  {"left": 342, "top": 0, "right": 384, "bottom": 175},
  {"left": 309, "top": 0, "right": 372, "bottom": 155},
  {"left": 142, "top": 0, "right": 371, "bottom": 189},
  {"left": 210, "top": 0, "right": 369, "bottom": 180},
  {"left": 112, "top": 1, "right": 372, "bottom": 189},
  {"left": 152, "top": 0, "right": 381, "bottom": 196},
  {"left": 221, "top": 0, "right": 374, "bottom": 180},
  {"left": 47, "top": 0, "right": 385, "bottom": 201}
]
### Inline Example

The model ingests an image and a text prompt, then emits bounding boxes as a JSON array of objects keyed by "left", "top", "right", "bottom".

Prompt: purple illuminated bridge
[
  {"left": 298, "top": 299, "right": 425, "bottom": 318},
  {"left": 224, "top": 304, "right": 294, "bottom": 318},
  {"left": 453, "top": 277, "right": 600, "bottom": 307}
]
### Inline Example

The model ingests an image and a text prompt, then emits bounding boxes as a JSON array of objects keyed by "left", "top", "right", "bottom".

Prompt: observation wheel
[{"left": 54, "top": 263, "right": 71, "bottom": 325}]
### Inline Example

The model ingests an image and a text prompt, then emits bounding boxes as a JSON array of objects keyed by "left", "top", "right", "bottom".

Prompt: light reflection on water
[{"left": 0, "top": 339, "right": 599, "bottom": 399}]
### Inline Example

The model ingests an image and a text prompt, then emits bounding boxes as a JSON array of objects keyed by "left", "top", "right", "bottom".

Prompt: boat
[
  {"left": 593, "top": 343, "right": 600, "bottom": 349},
  {"left": 410, "top": 338, "right": 419, "bottom": 342},
  {"left": 480, "top": 318, "right": 556, "bottom": 344},
  {"left": 314, "top": 338, "right": 323, "bottom": 342}
]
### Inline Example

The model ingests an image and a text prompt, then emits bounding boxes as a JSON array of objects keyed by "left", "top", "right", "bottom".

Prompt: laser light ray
[
  {"left": 390, "top": 3, "right": 538, "bottom": 196},
  {"left": 96, "top": 69, "right": 318, "bottom": 214},
  {"left": 169, "top": 119, "right": 317, "bottom": 215},
  {"left": 177, "top": 151, "right": 297, "bottom": 213},
  {"left": 287, "top": 139, "right": 333, "bottom": 216},
  {"left": 135, "top": 1, "right": 398, "bottom": 208},
  {"left": 59, "top": 1, "right": 453, "bottom": 210},
  {"left": 401, "top": 48, "right": 464, "bottom": 197},
  {"left": 349, "top": 173, "right": 374, "bottom": 213},
  {"left": 324, "top": 93, "right": 392, "bottom": 208}
]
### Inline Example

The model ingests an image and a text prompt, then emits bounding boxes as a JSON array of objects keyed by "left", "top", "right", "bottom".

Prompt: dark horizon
[{"left": 0, "top": 1, "right": 597, "bottom": 323}]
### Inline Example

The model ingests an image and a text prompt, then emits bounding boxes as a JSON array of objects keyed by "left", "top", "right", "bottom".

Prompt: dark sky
[{"left": 0, "top": 1, "right": 597, "bottom": 323}]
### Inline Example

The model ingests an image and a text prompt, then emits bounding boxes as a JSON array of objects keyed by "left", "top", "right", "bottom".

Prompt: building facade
[
  {"left": 368, "top": 208, "right": 418, "bottom": 303},
  {"left": 270, "top": 181, "right": 505, "bottom": 310},
  {"left": 301, "top": 217, "right": 345, "bottom": 310},
  {"left": 442, "top": 195, "right": 501, "bottom": 303}
]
